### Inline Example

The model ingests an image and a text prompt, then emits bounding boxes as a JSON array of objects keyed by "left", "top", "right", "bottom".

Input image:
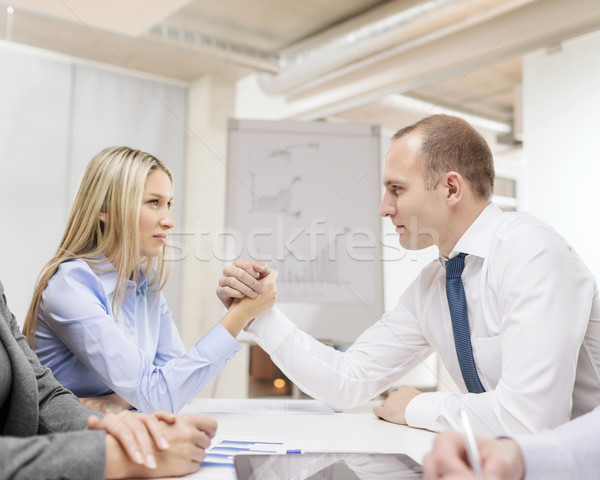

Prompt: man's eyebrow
[{"left": 383, "top": 179, "right": 405, "bottom": 187}]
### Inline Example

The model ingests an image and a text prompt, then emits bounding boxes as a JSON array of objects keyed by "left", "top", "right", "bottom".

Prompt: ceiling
[{"left": 1, "top": 0, "right": 599, "bottom": 142}]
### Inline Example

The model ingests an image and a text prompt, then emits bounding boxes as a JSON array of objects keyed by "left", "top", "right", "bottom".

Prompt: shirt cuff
[
  {"left": 513, "top": 432, "right": 573, "bottom": 480},
  {"left": 246, "top": 306, "right": 296, "bottom": 351},
  {"left": 404, "top": 391, "right": 454, "bottom": 431},
  {"left": 190, "top": 322, "right": 240, "bottom": 368}
]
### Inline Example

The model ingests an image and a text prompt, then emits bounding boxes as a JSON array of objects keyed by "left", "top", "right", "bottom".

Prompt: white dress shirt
[
  {"left": 247, "top": 203, "right": 600, "bottom": 435},
  {"left": 514, "top": 407, "right": 600, "bottom": 480}
]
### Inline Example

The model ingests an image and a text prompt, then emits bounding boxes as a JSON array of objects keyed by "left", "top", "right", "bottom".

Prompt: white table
[{"left": 161, "top": 398, "right": 436, "bottom": 479}]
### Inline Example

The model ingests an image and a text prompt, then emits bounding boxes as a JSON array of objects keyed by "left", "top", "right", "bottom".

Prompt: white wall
[
  {"left": 522, "top": 30, "right": 600, "bottom": 281},
  {"left": 0, "top": 44, "right": 71, "bottom": 322}
]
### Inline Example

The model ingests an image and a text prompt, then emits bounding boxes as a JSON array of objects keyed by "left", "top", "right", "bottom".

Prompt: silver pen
[{"left": 459, "top": 408, "right": 483, "bottom": 478}]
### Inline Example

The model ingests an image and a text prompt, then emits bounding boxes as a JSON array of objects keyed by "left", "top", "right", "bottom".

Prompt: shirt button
[{"left": 128, "top": 328, "right": 134, "bottom": 334}]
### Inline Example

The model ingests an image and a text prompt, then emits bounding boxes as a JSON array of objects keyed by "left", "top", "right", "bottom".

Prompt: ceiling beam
[{"left": 5, "top": 0, "right": 191, "bottom": 37}]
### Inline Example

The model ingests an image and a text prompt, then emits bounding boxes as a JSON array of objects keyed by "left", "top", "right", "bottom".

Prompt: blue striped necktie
[{"left": 446, "top": 253, "right": 485, "bottom": 394}]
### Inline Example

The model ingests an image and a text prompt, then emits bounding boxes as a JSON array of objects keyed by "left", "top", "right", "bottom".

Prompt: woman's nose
[{"left": 160, "top": 210, "right": 175, "bottom": 229}]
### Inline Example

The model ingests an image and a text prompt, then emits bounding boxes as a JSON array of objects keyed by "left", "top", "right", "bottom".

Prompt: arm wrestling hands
[
  {"left": 218, "top": 259, "right": 277, "bottom": 337},
  {"left": 219, "top": 259, "right": 277, "bottom": 337},
  {"left": 217, "top": 259, "right": 272, "bottom": 308}
]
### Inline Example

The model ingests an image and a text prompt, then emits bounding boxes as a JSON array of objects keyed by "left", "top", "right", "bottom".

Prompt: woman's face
[{"left": 139, "top": 169, "right": 174, "bottom": 258}]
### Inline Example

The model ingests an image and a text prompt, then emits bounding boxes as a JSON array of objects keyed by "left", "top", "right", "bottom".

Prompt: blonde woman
[{"left": 23, "top": 146, "right": 277, "bottom": 414}]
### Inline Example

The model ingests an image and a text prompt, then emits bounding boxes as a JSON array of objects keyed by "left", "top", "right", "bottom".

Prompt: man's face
[{"left": 379, "top": 134, "right": 446, "bottom": 251}]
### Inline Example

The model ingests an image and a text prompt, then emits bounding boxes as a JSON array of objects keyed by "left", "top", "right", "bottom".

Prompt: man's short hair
[{"left": 392, "top": 114, "right": 495, "bottom": 198}]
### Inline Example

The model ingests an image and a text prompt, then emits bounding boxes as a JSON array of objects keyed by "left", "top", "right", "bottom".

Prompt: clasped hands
[{"left": 88, "top": 409, "right": 217, "bottom": 476}]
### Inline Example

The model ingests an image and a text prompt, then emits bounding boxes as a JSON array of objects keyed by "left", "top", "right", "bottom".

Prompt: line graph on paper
[
  {"left": 248, "top": 142, "right": 319, "bottom": 168},
  {"left": 249, "top": 172, "right": 302, "bottom": 218},
  {"left": 248, "top": 143, "right": 318, "bottom": 219}
]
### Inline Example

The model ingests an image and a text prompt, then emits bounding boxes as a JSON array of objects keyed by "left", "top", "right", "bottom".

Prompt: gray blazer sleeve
[
  {"left": 0, "top": 282, "right": 106, "bottom": 479},
  {"left": 0, "top": 430, "right": 107, "bottom": 480},
  {"left": 5, "top": 300, "right": 99, "bottom": 433}
]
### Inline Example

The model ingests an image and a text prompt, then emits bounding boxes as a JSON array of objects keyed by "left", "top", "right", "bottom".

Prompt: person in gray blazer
[{"left": 0, "top": 280, "right": 217, "bottom": 479}]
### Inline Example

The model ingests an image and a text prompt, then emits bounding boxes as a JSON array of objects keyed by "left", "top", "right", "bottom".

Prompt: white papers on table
[{"left": 199, "top": 398, "right": 336, "bottom": 415}]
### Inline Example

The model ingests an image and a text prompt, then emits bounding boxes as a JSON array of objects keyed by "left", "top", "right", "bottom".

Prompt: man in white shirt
[
  {"left": 217, "top": 114, "right": 600, "bottom": 436},
  {"left": 422, "top": 407, "right": 600, "bottom": 479}
]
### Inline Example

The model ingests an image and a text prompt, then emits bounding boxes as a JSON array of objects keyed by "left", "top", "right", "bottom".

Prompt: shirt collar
[
  {"left": 89, "top": 257, "right": 148, "bottom": 297},
  {"left": 440, "top": 202, "right": 504, "bottom": 264}
]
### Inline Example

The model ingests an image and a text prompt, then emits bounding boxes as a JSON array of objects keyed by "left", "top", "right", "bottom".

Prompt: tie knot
[{"left": 446, "top": 252, "right": 468, "bottom": 279}]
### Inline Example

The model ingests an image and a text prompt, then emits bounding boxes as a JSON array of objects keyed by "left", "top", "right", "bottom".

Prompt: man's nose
[{"left": 379, "top": 195, "right": 394, "bottom": 218}]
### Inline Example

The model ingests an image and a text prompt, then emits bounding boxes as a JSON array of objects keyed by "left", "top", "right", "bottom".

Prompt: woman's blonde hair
[{"left": 24, "top": 146, "right": 173, "bottom": 343}]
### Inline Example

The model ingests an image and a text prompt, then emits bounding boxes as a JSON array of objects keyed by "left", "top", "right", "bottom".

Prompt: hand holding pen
[
  {"left": 459, "top": 408, "right": 484, "bottom": 478},
  {"left": 422, "top": 411, "right": 526, "bottom": 479}
]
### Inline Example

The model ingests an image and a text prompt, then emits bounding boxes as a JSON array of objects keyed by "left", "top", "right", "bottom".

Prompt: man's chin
[{"left": 399, "top": 239, "right": 434, "bottom": 251}]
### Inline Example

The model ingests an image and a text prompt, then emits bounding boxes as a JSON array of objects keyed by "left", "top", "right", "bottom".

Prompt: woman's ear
[{"left": 98, "top": 212, "right": 107, "bottom": 224}]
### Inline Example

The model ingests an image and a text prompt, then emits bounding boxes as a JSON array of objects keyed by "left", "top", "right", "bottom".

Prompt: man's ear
[
  {"left": 444, "top": 171, "right": 464, "bottom": 205},
  {"left": 98, "top": 212, "right": 107, "bottom": 224}
]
